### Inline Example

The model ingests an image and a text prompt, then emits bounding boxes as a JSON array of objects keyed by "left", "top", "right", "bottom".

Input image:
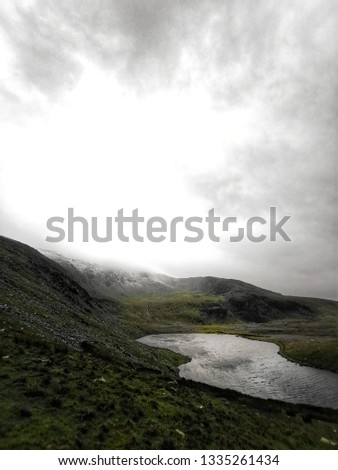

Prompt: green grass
[
  {"left": 122, "top": 292, "right": 223, "bottom": 325},
  {"left": 1, "top": 322, "right": 338, "bottom": 450},
  {"left": 1, "top": 283, "right": 338, "bottom": 449}
]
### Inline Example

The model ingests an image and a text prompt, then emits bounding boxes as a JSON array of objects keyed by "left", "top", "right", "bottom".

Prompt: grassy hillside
[{"left": 1, "top": 236, "right": 338, "bottom": 449}]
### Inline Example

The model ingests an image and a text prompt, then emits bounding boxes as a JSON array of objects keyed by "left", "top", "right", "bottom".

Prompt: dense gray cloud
[
  {"left": 1, "top": 1, "right": 337, "bottom": 101},
  {"left": 0, "top": 0, "right": 193, "bottom": 98},
  {"left": 0, "top": 0, "right": 337, "bottom": 299}
]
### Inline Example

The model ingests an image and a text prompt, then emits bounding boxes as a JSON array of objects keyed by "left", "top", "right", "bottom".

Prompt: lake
[{"left": 137, "top": 333, "right": 338, "bottom": 409}]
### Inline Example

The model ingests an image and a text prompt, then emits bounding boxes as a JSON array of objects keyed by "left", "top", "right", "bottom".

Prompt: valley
[{"left": 1, "top": 236, "right": 338, "bottom": 449}]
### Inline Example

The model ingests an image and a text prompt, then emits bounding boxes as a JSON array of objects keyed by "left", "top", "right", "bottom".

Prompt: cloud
[
  {"left": 0, "top": 0, "right": 192, "bottom": 100},
  {"left": 1, "top": 0, "right": 337, "bottom": 104},
  {"left": 0, "top": 0, "right": 337, "bottom": 299}
]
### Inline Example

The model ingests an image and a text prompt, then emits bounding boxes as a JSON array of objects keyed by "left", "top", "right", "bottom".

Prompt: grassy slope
[
  {"left": 2, "top": 325, "right": 338, "bottom": 450},
  {"left": 1, "top": 236, "right": 338, "bottom": 449}
]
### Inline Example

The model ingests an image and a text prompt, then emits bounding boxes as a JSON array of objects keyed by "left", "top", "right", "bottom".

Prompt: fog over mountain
[{"left": 0, "top": 1, "right": 337, "bottom": 300}]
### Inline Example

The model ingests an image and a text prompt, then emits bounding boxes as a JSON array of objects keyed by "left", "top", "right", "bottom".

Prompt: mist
[{"left": 0, "top": 0, "right": 337, "bottom": 299}]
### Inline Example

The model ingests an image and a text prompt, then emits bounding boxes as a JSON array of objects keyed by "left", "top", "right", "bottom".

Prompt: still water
[{"left": 138, "top": 333, "right": 338, "bottom": 409}]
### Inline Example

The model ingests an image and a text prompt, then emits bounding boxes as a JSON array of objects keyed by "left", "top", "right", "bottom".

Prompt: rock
[
  {"left": 94, "top": 376, "right": 106, "bottom": 383},
  {"left": 320, "top": 437, "right": 337, "bottom": 446},
  {"left": 175, "top": 429, "right": 185, "bottom": 438}
]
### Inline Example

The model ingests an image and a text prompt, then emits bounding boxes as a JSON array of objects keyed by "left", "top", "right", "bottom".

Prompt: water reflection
[{"left": 138, "top": 334, "right": 338, "bottom": 409}]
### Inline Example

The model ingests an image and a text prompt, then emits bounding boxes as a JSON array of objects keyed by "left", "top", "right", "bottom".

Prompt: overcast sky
[{"left": 0, "top": 0, "right": 337, "bottom": 299}]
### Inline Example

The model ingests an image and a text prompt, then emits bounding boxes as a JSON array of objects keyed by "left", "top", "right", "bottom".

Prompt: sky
[{"left": 0, "top": 0, "right": 337, "bottom": 299}]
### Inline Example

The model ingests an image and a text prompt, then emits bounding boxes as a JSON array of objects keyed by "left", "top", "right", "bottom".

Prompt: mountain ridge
[
  {"left": 41, "top": 248, "right": 279, "bottom": 298},
  {"left": 40, "top": 248, "right": 315, "bottom": 323}
]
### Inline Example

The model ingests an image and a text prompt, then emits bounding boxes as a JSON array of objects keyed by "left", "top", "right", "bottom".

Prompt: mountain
[
  {"left": 42, "top": 249, "right": 314, "bottom": 322},
  {"left": 1, "top": 235, "right": 338, "bottom": 450},
  {"left": 1, "top": 236, "right": 114, "bottom": 348},
  {"left": 40, "top": 250, "right": 176, "bottom": 297},
  {"left": 0, "top": 236, "right": 163, "bottom": 368}
]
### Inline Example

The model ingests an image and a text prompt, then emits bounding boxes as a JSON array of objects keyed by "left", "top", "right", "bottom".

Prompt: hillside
[
  {"left": 1, "top": 235, "right": 338, "bottom": 450},
  {"left": 0, "top": 236, "right": 175, "bottom": 368}
]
